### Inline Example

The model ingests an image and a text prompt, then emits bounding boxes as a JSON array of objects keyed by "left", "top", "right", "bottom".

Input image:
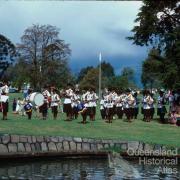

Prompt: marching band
[{"left": 0, "top": 83, "right": 179, "bottom": 126}]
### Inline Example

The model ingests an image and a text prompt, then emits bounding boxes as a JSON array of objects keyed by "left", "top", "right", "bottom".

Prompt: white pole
[{"left": 99, "top": 52, "right": 102, "bottom": 101}]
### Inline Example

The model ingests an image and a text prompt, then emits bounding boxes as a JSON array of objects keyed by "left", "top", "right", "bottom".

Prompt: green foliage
[
  {"left": 79, "top": 68, "right": 99, "bottom": 90},
  {"left": 77, "top": 66, "right": 94, "bottom": 82},
  {"left": 16, "top": 24, "right": 71, "bottom": 90},
  {"left": 128, "top": 0, "right": 180, "bottom": 89},
  {"left": 98, "top": 61, "right": 115, "bottom": 78},
  {"left": 0, "top": 34, "right": 17, "bottom": 78}
]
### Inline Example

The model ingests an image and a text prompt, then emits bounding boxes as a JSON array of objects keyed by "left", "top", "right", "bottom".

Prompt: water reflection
[{"left": 0, "top": 158, "right": 179, "bottom": 180}]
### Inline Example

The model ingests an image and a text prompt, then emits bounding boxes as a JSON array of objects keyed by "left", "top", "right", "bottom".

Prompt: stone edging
[{"left": 0, "top": 134, "right": 179, "bottom": 158}]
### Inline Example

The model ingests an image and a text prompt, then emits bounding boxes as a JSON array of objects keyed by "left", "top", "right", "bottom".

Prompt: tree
[
  {"left": 77, "top": 66, "right": 93, "bottom": 82},
  {"left": 128, "top": 0, "right": 180, "bottom": 89},
  {"left": 79, "top": 68, "right": 99, "bottom": 90},
  {"left": 17, "top": 24, "right": 71, "bottom": 90},
  {"left": 121, "top": 67, "right": 135, "bottom": 82},
  {"left": 141, "top": 49, "right": 163, "bottom": 89},
  {"left": 98, "top": 61, "right": 115, "bottom": 78},
  {"left": 0, "top": 34, "right": 17, "bottom": 79}
]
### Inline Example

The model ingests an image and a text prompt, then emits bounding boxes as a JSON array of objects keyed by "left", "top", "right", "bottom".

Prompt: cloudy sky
[{"left": 0, "top": 1, "right": 150, "bottom": 86}]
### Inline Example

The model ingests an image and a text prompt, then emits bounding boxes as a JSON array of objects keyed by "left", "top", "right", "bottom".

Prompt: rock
[
  {"left": 2, "top": 135, "right": 10, "bottom": 144},
  {"left": 8, "top": 143, "right": 17, "bottom": 153},
  {"left": 27, "top": 136, "right": 32, "bottom": 143},
  {"left": 56, "top": 143, "right": 63, "bottom": 151},
  {"left": 50, "top": 137, "right": 59, "bottom": 143},
  {"left": 41, "top": 142, "right": 48, "bottom": 152},
  {"left": 73, "top": 137, "right": 82, "bottom": 143},
  {"left": 63, "top": 141, "right": 69, "bottom": 151},
  {"left": 121, "top": 144, "right": 127, "bottom": 151},
  {"left": 32, "top": 136, "right": 36, "bottom": 143},
  {"left": 17, "top": 143, "right": 25, "bottom": 152},
  {"left": 31, "top": 144, "right": 36, "bottom": 151},
  {"left": 144, "top": 144, "right": 154, "bottom": 151},
  {"left": 76, "top": 143, "right": 81, "bottom": 151},
  {"left": 58, "top": 137, "right": 64, "bottom": 142},
  {"left": 82, "top": 138, "right": 89, "bottom": 143},
  {"left": 19, "top": 136, "right": 28, "bottom": 143},
  {"left": 154, "top": 144, "right": 161, "bottom": 151},
  {"left": 90, "top": 144, "right": 97, "bottom": 151},
  {"left": 36, "top": 136, "right": 44, "bottom": 142},
  {"left": 48, "top": 142, "right": 57, "bottom": 151},
  {"left": 104, "top": 144, "right": 109, "bottom": 149},
  {"left": 35, "top": 143, "right": 41, "bottom": 151},
  {"left": 25, "top": 143, "right": 31, "bottom": 152},
  {"left": 138, "top": 142, "right": 144, "bottom": 151},
  {"left": 115, "top": 143, "right": 121, "bottom": 148},
  {"left": 82, "top": 143, "right": 90, "bottom": 151},
  {"left": 11, "top": 135, "right": 19, "bottom": 143},
  {"left": 97, "top": 144, "right": 103, "bottom": 150},
  {"left": 64, "top": 137, "right": 72, "bottom": 141},
  {"left": 128, "top": 141, "right": 139, "bottom": 151},
  {"left": 69, "top": 141, "right": 76, "bottom": 151},
  {"left": 0, "top": 144, "right": 8, "bottom": 153}
]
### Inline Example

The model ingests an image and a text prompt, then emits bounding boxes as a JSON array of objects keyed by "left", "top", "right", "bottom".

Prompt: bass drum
[{"left": 29, "top": 92, "right": 44, "bottom": 106}]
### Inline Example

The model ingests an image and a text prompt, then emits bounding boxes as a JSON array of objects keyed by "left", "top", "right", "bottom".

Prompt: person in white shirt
[
  {"left": 100, "top": 94, "right": 106, "bottom": 120},
  {"left": 63, "top": 87, "right": 73, "bottom": 121},
  {"left": 51, "top": 89, "right": 60, "bottom": 120},
  {"left": 0, "top": 82, "right": 9, "bottom": 120},
  {"left": 105, "top": 91, "right": 114, "bottom": 123},
  {"left": 88, "top": 89, "right": 98, "bottom": 121},
  {"left": 142, "top": 90, "right": 154, "bottom": 122},
  {"left": 71, "top": 90, "right": 81, "bottom": 119},
  {"left": 115, "top": 91, "right": 124, "bottom": 119}
]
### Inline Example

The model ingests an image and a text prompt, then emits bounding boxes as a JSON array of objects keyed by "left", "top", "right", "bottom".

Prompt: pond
[{"left": 0, "top": 157, "right": 179, "bottom": 179}]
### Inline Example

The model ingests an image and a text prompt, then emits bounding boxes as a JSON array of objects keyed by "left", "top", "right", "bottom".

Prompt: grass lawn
[{"left": 0, "top": 93, "right": 179, "bottom": 148}]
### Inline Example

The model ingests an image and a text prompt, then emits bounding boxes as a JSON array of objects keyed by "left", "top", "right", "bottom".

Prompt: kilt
[
  {"left": 144, "top": 109, "right": 151, "bottom": 117},
  {"left": 63, "top": 103, "right": 72, "bottom": 114},
  {"left": 51, "top": 106, "right": 58, "bottom": 114},
  {"left": 2, "top": 102, "right": 9, "bottom": 113},
  {"left": 87, "top": 107, "right": 96, "bottom": 116},
  {"left": 106, "top": 107, "right": 114, "bottom": 117}
]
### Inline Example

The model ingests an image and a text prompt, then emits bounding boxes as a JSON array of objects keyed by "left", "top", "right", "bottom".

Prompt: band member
[
  {"left": 115, "top": 91, "right": 124, "bottom": 119},
  {"left": 133, "top": 92, "right": 139, "bottom": 119},
  {"left": 124, "top": 89, "right": 135, "bottom": 122},
  {"left": 157, "top": 90, "right": 167, "bottom": 123},
  {"left": 39, "top": 99, "right": 48, "bottom": 120},
  {"left": 71, "top": 90, "right": 81, "bottom": 119},
  {"left": 78, "top": 91, "right": 89, "bottom": 124},
  {"left": 105, "top": 91, "right": 114, "bottom": 123},
  {"left": 63, "top": 87, "right": 73, "bottom": 121},
  {"left": 51, "top": 89, "right": 60, "bottom": 120},
  {"left": 100, "top": 95, "right": 106, "bottom": 120},
  {"left": 1, "top": 82, "right": 9, "bottom": 120},
  {"left": 88, "top": 89, "right": 98, "bottom": 121},
  {"left": 40, "top": 86, "right": 51, "bottom": 120},
  {"left": 143, "top": 90, "right": 153, "bottom": 122},
  {"left": 150, "top": 93, "right": 155, "bottom": 120},
  {"left": 24, "top": 100, "right": 33, "bottom": 120}
]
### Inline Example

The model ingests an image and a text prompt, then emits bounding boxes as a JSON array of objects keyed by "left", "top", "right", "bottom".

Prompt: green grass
[{"left": 0, "top": 93, "right": 179, "bottom": 148}]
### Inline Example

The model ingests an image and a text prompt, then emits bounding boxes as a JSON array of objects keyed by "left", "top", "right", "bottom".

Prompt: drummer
[
  {"left": 0, "top": 81, "right": 9, "bottom": 120},
  {"left": 51, "top": 89, "right": 60, "bottom": 120}
]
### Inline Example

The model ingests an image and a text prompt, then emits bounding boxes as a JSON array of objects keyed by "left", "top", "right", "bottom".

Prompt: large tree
[
  {"left": 17, "top": 24, "right": 71, "bottom": 90},
  {"left": 128, "top": 0, "right": 180, "bottom": 89},
  {"left": 0, "top": 34, "right": 17, "bottom": 79},
  {"left": 98, "top": 61, "right": 115, "bottom": 78},
  {"left": 77, "top": 66, "right": 94, "bottom": 82}
]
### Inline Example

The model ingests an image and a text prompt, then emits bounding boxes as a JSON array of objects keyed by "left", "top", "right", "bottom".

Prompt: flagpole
[{"left": 99, "top": 52, "right": 102, "bottom": 101}]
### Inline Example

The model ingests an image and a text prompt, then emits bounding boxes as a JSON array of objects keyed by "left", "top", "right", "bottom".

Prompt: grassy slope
[{"left": 0, "top": 93, "right": 179, "bottom": 147}]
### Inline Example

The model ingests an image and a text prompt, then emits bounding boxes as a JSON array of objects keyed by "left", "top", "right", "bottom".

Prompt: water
[{"left": 0, "top": 157, "right": 179, "bottom": 180}]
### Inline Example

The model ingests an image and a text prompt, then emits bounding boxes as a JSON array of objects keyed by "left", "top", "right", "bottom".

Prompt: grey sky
[{"left": 0, "top": 1, "right": 149, "bottom": 85}]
